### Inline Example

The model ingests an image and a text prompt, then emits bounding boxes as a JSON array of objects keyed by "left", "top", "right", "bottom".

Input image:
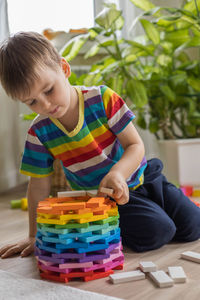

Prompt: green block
[{"left": 11, "top": 199, "right": 21, "bottom": 209}]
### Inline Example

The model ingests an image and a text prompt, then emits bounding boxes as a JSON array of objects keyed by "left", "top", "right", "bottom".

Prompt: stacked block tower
[{"left": 35, "top": 190, "right": 124, "bottom": 283}]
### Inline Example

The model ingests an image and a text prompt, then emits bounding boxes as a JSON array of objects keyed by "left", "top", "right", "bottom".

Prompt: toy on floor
[
  {"left": 10, "top": 198, "right": 28, "bottom": 210},
  {"left": 180, "top": 185, "right": 200, "bottom": 207},
  {"left": 35, "top": 189, "right": 124, "bottom": 283},
  {"left": 109, "top": 260, "right": 187, "bottom": 287}
]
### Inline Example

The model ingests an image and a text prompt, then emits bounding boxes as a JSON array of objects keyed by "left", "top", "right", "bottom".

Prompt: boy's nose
[{"left": 41, "top": 98, "right": 51, "bottom": 111}]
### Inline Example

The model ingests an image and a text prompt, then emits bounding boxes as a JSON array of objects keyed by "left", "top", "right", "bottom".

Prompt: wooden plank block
[
  {"left": 181, "top": 251, "right": 200, "bottom": 263},
  {"left": 168, "top": 266, "right": 187, "bottom": 283},
  {"left": 52, "top": 202, "right": 86, "bottom": 209},
  {"left": 139, "top": 261, "right": 157, "bottom": 272},
  {"left": 60, "top": 212, "right": 93, "bottom": 221},
  {"left": 37, "top": 217, "right": 67, "bottom": 225},
  {"left": 59, "top": 261, "right": 93, "bottom": 269},
  {"left": 149, "top": 270, "right": 174, "bottom": 288},
  {"left": 86, "top": 197, "right": 106, "bottom": 208},
  {"left": 86, "top": 190, "right": 98, "bottom": 197},
  {"left": 109, "top": 270, "right": 145, "bottom": 284},
  {"left": 100, "top": 187, "right": 114, "bottom": 195},
  {"left": 57, "top": 190, "right": 87, "bottom": 197}
]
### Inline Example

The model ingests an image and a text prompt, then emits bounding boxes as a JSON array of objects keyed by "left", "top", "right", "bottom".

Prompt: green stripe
[
  {"left": 21, "top": 163, "right": 53, "bottom": 175},
  {"left": 44, "top": 117, "right": 108, "bottom": 149},
  {"left": 100, "top": 85, "right": 107, "bottom": 97}
]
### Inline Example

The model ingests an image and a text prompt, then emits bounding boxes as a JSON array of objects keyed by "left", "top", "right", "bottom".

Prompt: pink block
[
  {"left": 59, "top": 261, "right": 93, "bottom": 269},
  {"left": 180, "top": 186, "right": 193, "bottom": 196},
  {"left": 36, "top": 257, "right": 54, "bottom": 266},
  {"left": 38, "top": 262, "right": 70, "bottom": 274},
  {"left": 95, "top": 250, "right": 123, "bottom": 264},
  {"left": 82, "top": 255, "right": 124, "bottom": 272}
]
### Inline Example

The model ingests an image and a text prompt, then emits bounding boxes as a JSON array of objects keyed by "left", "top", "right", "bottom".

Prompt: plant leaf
[
  {"left": 127, "top": 79, "right": 148, "bottom": 108},
  {"left": 95, "top": 5, "right": 122, "bottom": 30},
  {"left": 84, "top": 44, "right": 100, "bottom": 59},
  {"left": 159, "top": 84, "right": 176, "bottom": 102},
  {"left": 129, "top": 0, "right": 155, "bottom": 12},
  {"left": 61, "top": 34, "right": 89, "bottom": 61},
  {"left": 140, "top": 19, "right": 160, "bottom": 45}
]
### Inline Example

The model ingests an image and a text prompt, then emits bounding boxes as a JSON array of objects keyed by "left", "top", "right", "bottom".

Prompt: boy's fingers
[
  {"left": 21, "top": 244, "right": 34, "bottom": 257},
  {"left": 1, "top": 245, "right": 22, "bottom": 258},
  {"left": 0, "top": 244, "right": 16, "bottom": 256}
]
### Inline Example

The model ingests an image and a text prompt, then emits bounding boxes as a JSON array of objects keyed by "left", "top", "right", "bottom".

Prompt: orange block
[
  {"left": 86, "top": 197, "right": 106, "bottom": 208},
  {"left": 46, "top": 197, "right": 75, "bottom": 203},
  {"left": 53, "top": 202, "right": 86, "bottom": 210}
]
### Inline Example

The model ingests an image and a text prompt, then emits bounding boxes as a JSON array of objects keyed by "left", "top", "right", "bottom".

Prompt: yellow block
[
  {"left": 60, "top": 212, "right": 93, "bottom": 221},
  {"left": 192, "top": 190, "right": 200, "bottom": 197},
  {"left": 37, "top": 217, "right": 66, "bottom": 225},
  {"left": 21, "top": 198, "right": 28, "bottom": 210},
  {"left": 107, "top": 207, "right": 118, "bottom": 216}
]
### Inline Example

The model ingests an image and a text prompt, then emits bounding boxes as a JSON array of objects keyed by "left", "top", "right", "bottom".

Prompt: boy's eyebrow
[{"left": 22, "top": 83, "right": 50, "bottom": 102}]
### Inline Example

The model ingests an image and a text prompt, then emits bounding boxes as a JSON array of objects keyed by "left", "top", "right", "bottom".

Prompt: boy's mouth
[{"left": 49, "top": 106, "right": 59, "bottom": 115}]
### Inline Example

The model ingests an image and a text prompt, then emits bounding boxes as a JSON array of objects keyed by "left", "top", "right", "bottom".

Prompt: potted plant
[{"left": 60, "top": 0, "right": 200, "bottom": 185}]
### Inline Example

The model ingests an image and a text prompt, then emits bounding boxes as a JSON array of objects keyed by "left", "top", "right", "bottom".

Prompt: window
[{"left": 7, "top": 0, "right": 94, "bottom": 34}]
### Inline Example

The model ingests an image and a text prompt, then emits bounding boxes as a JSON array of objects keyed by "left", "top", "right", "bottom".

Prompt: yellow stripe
[
  {"left": 49, "top": 123, "right": 109, "bottom": 156},
  {"left": 129, "top": 174, "right": 144, "bottom": 191},
  {"left": 103, "top": 87, "right": 113, "bottom": 111},
  {"left": 20, "top": 170, "right": 54, "bottom": 178}
]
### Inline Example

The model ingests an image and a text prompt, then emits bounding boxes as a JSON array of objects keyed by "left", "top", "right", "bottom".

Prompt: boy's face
[{"left": 19, "top": 61, "right": 73, "bottom": 119}]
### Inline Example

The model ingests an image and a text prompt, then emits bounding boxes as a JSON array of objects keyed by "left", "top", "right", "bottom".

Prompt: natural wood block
[
  {"left": 109, "top": 270, "right": 145, "bottom": 284},
  {"left": 168, "top": 266, "right": 187, "bottom": 283},
  {"left": 149, "top": 270, "right": 174, "bottom": 288}
]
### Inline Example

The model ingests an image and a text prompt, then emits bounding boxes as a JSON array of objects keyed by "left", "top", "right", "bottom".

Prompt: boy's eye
[
  {"left": 45, "top": 87, "right": 54, "bottom": 95},
  {"left": 30, "top": 99, "right": 36, "bottom": 106}
]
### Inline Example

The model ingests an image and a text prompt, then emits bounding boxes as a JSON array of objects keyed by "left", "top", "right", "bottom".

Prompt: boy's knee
[
  {"left": 175, "top": 212, "right": 200, "bottom": 242},
  {"left": 121, "top": 216, "right": 176, "bottom": 252}
]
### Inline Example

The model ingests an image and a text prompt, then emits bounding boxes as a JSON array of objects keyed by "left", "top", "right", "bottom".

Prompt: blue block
[
  {"left": 42, "top": 236, "right": 74, "bottom": 245},
  {"left": 56, "top": 241, "right": 89, "bottom": 249}
]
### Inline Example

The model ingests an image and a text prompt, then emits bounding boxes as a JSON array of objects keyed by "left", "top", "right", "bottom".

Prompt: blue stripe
[{"left": 22, "top": 155, "right": 53, "bottom": 168}]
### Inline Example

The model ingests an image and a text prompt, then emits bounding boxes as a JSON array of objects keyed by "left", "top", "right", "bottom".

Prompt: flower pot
[{"left": 158, "top": 139, "right": 200, "bottom": 186}]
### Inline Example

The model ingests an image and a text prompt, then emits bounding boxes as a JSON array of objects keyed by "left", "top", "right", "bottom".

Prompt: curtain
[{"left": 0, "top": 0, "right": 22, "bottom": 192}]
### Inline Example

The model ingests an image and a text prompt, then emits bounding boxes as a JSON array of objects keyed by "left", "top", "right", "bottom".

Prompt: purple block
[
  {"left": 52, "top": 252, "right": 86, "bottom": 259},
  {"left": 79, "top": 253, "right": 110, "bottom": 263},
  {"left": 98, "top": 242, "right": 120, "bottom": 254},
  {"left": 39, "top": 255, "right": 66, "bottom": 264}
]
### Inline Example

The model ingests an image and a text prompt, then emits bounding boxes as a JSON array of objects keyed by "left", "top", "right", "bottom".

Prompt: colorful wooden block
[{"left": 36, "top": 193, "right": 124, "bottom": 283}]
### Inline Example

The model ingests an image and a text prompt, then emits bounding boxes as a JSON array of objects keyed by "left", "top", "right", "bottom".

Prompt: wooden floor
[{"left": 1, "top": 184, "right": 200, "bottom": 300}]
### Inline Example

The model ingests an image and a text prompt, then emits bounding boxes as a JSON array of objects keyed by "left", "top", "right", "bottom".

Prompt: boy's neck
[{"left": 58, "top": 86, "right": 79, "bottom": 132}]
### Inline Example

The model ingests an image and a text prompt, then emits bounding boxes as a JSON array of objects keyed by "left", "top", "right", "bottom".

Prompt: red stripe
[
  {"left": 106, "top": 93, "right": 124, "bottom": 120},
  {"left": 28, "top": 128, "right": 37, "bottom": 136},
  {"left": 62, "top": 135, "right": 115, "bottom": 167},
  {"left": 55, "top": 130, "right": 114, "bottom": 161}
]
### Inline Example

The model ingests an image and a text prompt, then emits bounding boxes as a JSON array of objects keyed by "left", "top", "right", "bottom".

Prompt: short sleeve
[
  {"left": 20, "top": 127, "right": 54, "bottom": 178},
  {"left": 101, "top": 85, "right": 135, "bottom": 135}
]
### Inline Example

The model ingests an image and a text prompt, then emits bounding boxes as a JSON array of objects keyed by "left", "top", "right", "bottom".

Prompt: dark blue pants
[{"left": 118, "top": 158, "right": 200, "bottom": 252}]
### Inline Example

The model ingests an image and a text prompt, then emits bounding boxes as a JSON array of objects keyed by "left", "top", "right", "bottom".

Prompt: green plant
[{"left": 61, "top": 0, "right": 200, "bottom": 140}]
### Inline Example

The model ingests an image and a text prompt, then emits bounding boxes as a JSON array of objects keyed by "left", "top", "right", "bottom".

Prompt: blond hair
[{"left": 0, "top": 31, "right": 61, "bottom": 99}]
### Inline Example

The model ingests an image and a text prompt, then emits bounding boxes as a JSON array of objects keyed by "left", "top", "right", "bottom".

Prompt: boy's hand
[
  {"left": 0, "top": 237, "right": 35, "bottom": 259},
  {"left": 98, "top": 171, "right": 129, "bottom": 205}
]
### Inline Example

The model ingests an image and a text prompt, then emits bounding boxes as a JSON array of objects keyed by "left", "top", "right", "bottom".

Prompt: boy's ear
[{"left": 61, "top": 57, "right": 71, "bottom": 77}]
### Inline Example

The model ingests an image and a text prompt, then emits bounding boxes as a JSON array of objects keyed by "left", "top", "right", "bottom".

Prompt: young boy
[{"left": 0, "top": 32, "right": 200, "bottom": 259}]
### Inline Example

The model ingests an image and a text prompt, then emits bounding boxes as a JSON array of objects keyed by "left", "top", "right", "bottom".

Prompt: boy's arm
[
  {"left": 98, "top": 122, "right": 145, "bottom": 204},
  {"left": 27, "top": 176, "right": 52, "bottom": 239},
  {"left": 0, "top": 176, "right": 52, "bottom": 258}
]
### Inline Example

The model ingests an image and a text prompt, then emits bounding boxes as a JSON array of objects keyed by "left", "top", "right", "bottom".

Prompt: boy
[{"left": 0, "top": 32, "right": 200, "bottom": 258}]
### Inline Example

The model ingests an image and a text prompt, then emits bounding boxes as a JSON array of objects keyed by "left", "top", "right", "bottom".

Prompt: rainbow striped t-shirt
[{"left": 20, "top": 85, "right": 147, "bottom": 190}]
